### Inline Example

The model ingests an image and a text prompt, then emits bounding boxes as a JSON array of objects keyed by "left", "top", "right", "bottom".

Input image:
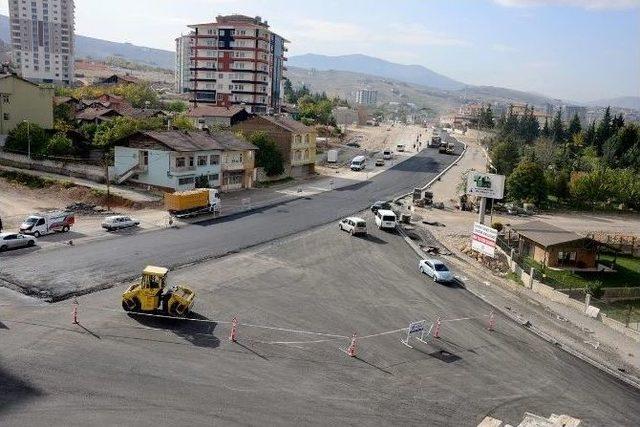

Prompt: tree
[
  {"left": 53, "top": 103, "right": 74, "bottom": 122},
  {"left": 584, "top": 121, "right": 596, "bottom": 147},
  {"left": 165, "top": 100, "right": 188, "bottom": 113},
  {"left": 93, "top": 116, "right": 163, "bottom": 147},
  {"left": 506, "top": 159, "right": 547, "bottom": 205},
  {"left": 5, "top": 121, "right": 47, "bottom": 154},
  {"left": 567, "top": 113, "right": 582, "bottom": 138},
  {"left": 171, "top": 114, "right": 196, "bottom": 131},
  {"left": 248, "top": 131, "right": 285, "bottom": 177},
  {"left": 594, "top": 106, "right": 612, "bottom": 155},
  {"left": 551, "top": 110, "right": 565, "bottom": 143},
  {"left": 541, "top": 118, "right": 551, "bottom": 138},
  {"left": 612, "top": 113, "right": 625, "bottom": 134},
  {"left": 490, "top": 140, "right": 520, "bottom": 176},
  {"left": 45, "top": 133, "right": 74, "bottom": 156}
]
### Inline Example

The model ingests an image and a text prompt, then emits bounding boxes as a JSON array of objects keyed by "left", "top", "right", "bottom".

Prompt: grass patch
[
  {"left": 256, "top": 176, "right": 295, "bottom": 188},
  {"left": 506, "top": 271, "right": 524, "bottom": 286},
  {"left": 524, "top": 255, "right": 640, "bottom": 289},
  {"left": 594, "top": 299, "right": 640, "bottom": 325},
  {"left": 0, "top": 170, "right": 56, "bottom": 188}
]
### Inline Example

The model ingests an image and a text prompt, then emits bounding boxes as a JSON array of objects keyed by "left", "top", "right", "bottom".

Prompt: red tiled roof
[{"left": 187, "top": 105, "right": 245, "bottom": 118}]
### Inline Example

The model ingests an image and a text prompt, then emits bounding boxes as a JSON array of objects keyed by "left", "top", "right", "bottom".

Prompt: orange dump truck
[{"left": 164, "top": 188, "right": 221, "bottom": 218}]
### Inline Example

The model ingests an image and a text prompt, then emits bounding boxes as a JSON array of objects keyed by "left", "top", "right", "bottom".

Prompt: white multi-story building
[
  {"left": 355, "top": 89, "right": 378, "bottom": 106},
  {"left": 175, "top": 34, "right": 192, "bottom": 93},
  {"left": 181, "top": 14, "right": 288, "bottom": 113},
  {"left": 9, "top": 0, "right": 75, "bottom": 85}
]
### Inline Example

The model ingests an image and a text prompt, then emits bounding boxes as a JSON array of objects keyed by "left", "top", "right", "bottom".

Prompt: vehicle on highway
[
  {"left": 346, "top": 141, "right": 361, "bottom": 148},
  {"left": 375, "top": 209, "right": 397, "bottom": 230},
  {"left": 370, "top": 200, "right": 392, "bottom": 213},
  {"left": 428, "top": 135, "right": 441, "bottom": 148},
  {"left": 418, "top": 258, "right": 454, "bottom": 283},
  {"left": 122, "top": 265, "right": 195, "bottom": 316},
  {"left": 19, "top": 211, "right": 75, "bottom": 237},
  {"left": 396, "top": 144, "right": 405, "bottom": 152},
  {"left": 439, "top": 141, "right": 455, "bottom": 154},
  {"left": 338, "top": 217, "right": 367, "bottom": 235},
  {"left": 382, "top": 149, "right": 393, "bottom": 160},
  {"left": 0, "top": 232, "right": 36, "bottom": 251},
  {"left": 102, "top": 215, "right": 140, "bottom": 231},
  {"left": 375, "top": 157, "right": 385, "bottom": 166},
  {"left": 350, "top": 155, "right": 366, "bottom": 171},
  {"left": 165, "top": 188, "right": 220, "bottom": 218}
]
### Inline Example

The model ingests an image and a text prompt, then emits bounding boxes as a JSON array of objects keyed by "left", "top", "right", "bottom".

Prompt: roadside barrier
[
  {"left": 433, "top": 317, "right": 442, "bottom": 338},
  {"left": 401, "top": 320, "right": 431, "bottom": 348},
  {"left": 339, "top": 332, "right": 358, "bottom": 357},
  {"left": 229, "top": 316, "right": 238, "bottom": 342}
]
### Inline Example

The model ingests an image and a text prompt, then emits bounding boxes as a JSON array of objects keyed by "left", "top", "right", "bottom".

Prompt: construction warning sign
[{"left": 471, "top": 222, "right": 498, "bottom": 257}]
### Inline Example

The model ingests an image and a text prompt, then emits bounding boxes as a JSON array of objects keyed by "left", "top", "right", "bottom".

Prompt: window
[
  {"left": 209, "top": 154, "right": 220, "bottom": 165},
  {"left": 2, "top": 95, "right": 10, "bottom": 104},
  {"left": 189, "top": 157, "right": 194, "bottom": 167},
  {"left": 175, "top": 157, "right": 186, "bottom": 168},
  {"left": 208, "top": 173, "right": 219, "bottom": 182},
  {"left": 197, "top": 155, "right": 207, "bottom": 166},
  {"left": 304, "top": 134, "right": 309, "bottom": 144},
  {"left": 3, "top": 113, "right": 9, "bottom": 121},
  {"left": 178, "top": 177, "right": 195, "bottom": 186},
  {"left": 295, "top": 135, "right": 302, "bottom": 144}
]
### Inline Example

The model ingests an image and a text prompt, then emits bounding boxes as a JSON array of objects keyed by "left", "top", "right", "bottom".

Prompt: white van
[
  {"left": 375, "top": 209, "right": 397, "bottom": 230},
  {"left": 396, "top": 144, "right": 405, "bottom": 152},
  {"left": 20, "top": 211, "right": 75, "bottom": 237},
  {"left": 383, "top": 149, "right": 393, "bottom": 160},
  {"left": 350, "top": 155, "right": 366, "bottom": 171}
]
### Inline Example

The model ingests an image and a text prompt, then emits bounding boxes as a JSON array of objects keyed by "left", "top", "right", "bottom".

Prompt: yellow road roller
[{"left": 122, "top": 266, "right": 195, "bottom": 317}]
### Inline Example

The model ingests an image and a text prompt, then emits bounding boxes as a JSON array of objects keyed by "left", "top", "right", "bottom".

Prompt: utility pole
[
  {"left": 23, "top": 119, "right": 31, "bottom": 160},
  {"left": 104, "top": 151, "right": 110, "bottom": 211},
  {"left": 478, "top": 197, "right": 487, "bottom": 225}
]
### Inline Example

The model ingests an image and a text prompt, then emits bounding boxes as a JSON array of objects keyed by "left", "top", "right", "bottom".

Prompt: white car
[
  {"left": 419, "top": 259, "right": 454, "bottom": 283},
  {"left": 101, "top": 215, "right": 140, "bottom": 231},
  {"left": 0, "top": 232, "right": 37, "bottom": 251},
  {"left": 375, "top": 157, "right": 385, "bottom": 166},
  {"left": 338, "top": 217, "right": 367, "bottom": 236}
]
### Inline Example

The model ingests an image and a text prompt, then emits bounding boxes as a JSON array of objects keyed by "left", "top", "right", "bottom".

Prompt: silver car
[
  {"left": 419, "top": 258, "right": 454, "bottom": 283},
  {"left": 101, "top": 215, "right": 140, "bottom": 231},
  {"left": 0, "top": 232, "right": 36, "bottom": 251}
]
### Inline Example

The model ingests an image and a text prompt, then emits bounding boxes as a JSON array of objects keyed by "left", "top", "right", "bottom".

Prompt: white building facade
[
  {"left": 355, "top": 89, "right": 378, "bottom": 106},
  {"left": 9, "top": 0, "right": 75, "bottom": 85},
  {"left": 175, "top": 34, "right": 192, "bottom": 94}
]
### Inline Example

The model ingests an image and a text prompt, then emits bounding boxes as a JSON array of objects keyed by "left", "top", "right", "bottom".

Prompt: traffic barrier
[
  {"left": 401, "top": 320, "right": 429, "bottom": 348},
  {"left": 72, "top": 299, "right": 79, "bottom": 324},
  {"left": 488, "top": 311, "right": 495, "bottom": 331},
  {"left": 433, "top": 317, "right": 441, "bottom": 338},
  {"left": 340, "top": 332, "right": 358, "bottom": 357},
  {"left": 229, "top": 316, "right": 238, "bottom": 342}
]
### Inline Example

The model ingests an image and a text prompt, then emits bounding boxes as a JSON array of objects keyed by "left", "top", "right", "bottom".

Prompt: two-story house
[
  {"left": 187, "top": 105, "right": 251, "bottom": 129},
  {"left": 231, "top": 115, "right": 316, "bottom": 178},
  {"left": 0, "top": 73, "right": 54, "bottom": 134},
  {"left": 112, "top": 130, "right": 257, "bottom": 192}
]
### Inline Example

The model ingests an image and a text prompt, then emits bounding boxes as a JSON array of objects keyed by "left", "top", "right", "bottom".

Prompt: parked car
[
  {"left": 374, "top": 209, "right": 397, "bottom": 230},
  {"left": 19, "top": 211, "right": 74, "bottom": 237},
  {"left": 338, "top": 217, "right": 367, "bottom": 236},
  {"left": 396, "top": 144, "right": 406, "bottom": 152},
  {"left": 375, "top": 157, "right": 385, "bottom": 166},
  {"left": 382, "top": 149, "right": 393, "bottom": 160},
  {"left": 350, "top": 155, "right": 366, "bottom": 171},
  {"left": 102, "top": 215, "right": 140, "bottom": 231},
  {"left": 370, "top": 201, "right": 392, "bottom": 213},
  {"left": 0, "top": 232, "right": 36, "bottom": 251},
  {"left": 346, "top": 141, "right": 361, "bottom": 148},
  {"left": 418, "top": 259, "right": 454, "bottom": 283}
]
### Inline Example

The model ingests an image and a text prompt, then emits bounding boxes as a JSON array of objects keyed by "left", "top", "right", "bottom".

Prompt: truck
[
  {"left": 428, "top": 135, "right": 441, "bottom": 148},
  {"left": 439, "top": 141, "right": 455, "bottom": 154},
  {"left": 165, "top": 188, "right": 221, "bottom": 218},
  {"left": 19, "top": 211, "right": 75, "bottom": 237}
]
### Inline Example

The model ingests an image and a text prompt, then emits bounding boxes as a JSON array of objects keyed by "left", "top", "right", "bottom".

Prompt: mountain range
[{"left": 0, "top": 14, "right": 637, "bottom": 110}]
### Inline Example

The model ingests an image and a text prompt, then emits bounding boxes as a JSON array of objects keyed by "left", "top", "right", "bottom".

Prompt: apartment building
[
  {"left": 9, "top": 0, "right": 75, "bottom": 85},
  {"left": 184, "top": 14, "right": 288, "bottom": 113},
  {"left": 175, "top": 34, "right": 192, "bottom": 94},
  {"left": 355, "top": 89, "right": 378, "bottom": 106}
]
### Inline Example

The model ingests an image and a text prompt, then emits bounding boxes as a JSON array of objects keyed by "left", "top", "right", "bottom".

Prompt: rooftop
[
  {"left": 187, "top": 105, "right": 246, "bottom": 118},
  {"left": 123, "top": 130, "right": 257, "bottom": 152},
  {"left": 256, "top": 115, "right": 313, "bottom": 133},
  {"left": 511, "top": 220, "right": 589, "bottom": 248}
]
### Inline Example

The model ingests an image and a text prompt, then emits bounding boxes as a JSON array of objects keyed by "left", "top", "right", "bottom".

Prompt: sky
[{"left": 1, "top": 0, "right": 638, "bottom": 101}]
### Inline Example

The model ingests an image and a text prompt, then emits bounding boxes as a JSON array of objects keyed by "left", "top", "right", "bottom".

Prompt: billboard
[
  {"left": 471, "top": 222, "right": 498, "bottom": 258},
  {"left": 466, "top": 171, "right": 505, "bottom": 199}
]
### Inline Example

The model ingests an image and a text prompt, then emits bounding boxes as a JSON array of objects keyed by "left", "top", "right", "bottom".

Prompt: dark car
[
  {"left": 370, "top": 201, "right": 392, "bottom": 213},
  {"left": 346, "top": 142, "right": 361, "bottom": 148}
]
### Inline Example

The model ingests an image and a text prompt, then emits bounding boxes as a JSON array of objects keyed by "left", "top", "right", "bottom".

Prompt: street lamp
[{"left": 22, "top": 119, "right": 31, "bottom": 160}]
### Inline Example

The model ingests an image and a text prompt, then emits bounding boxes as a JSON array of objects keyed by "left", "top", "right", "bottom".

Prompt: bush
[
  {"left": 0, "top": 170, "right": 53, "bottom": 188},
  {"left": 5, "top": 122, "right": 47, "bottom": 154},
  {"left": 248, "top": 131, "right": 285, "bottom": 177},
  {"left": 585, "top": 280, "right": 604, "bottom": 299},
  {"left": 491, "top": 221, "right": 504, "bottom": 232},
  {"left": 45, "top": 133, "right": 74, "bottom": 156}
]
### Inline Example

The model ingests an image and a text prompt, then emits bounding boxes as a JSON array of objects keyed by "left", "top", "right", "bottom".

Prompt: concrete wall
[{"left": 0, "top": 150, "right": 105, "bottom": 182}]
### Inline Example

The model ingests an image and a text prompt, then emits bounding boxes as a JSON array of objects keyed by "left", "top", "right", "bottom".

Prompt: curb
[{"left": 397, "top": 225, "right": 640, "bottom": 391}]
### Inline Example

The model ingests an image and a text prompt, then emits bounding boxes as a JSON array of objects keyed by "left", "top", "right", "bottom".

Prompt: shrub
[
  {"left": 5, "top": 122, "right": 47, "bottom": 154},
  {"left": 45, "top": 133, "right": 74, "bottom": 156},
  {"left": 248, "top": 131, "right": 285, "bottom": 177},
  {"left": 491, "top": 221, "right": 504, "bottom": 232},
  {"left": 585, "top": 280, "right": 604, "bottom": 299}
]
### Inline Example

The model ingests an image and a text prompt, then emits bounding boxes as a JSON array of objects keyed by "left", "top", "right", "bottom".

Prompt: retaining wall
[{"left": 0, "top": 151, "right": 105, "bottom": 182}]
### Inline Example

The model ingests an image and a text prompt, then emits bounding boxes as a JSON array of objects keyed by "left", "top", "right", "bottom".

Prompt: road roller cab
[{"left": 122, "top": 266, "right": 195, "bottom": 316}]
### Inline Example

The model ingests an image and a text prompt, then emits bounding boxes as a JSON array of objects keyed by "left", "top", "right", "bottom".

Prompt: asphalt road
[
  {"left": 0, "top": 142, "right": 462, "bottom": 299},
  {"left": 1, "top": 215, "right": 638, "bottom": 426}
]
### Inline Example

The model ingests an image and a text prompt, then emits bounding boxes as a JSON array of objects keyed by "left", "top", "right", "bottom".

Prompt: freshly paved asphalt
[
  {"left": 1, "top": 215, "right": 638, "bottom": 426},
  {"left": 0, "top": 143, "right": 462, "bottom": 299}
]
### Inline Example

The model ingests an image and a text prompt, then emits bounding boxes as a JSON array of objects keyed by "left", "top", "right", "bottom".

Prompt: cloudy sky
[{"left": 1, "top": 0, "right": 638, "bottom": 101}]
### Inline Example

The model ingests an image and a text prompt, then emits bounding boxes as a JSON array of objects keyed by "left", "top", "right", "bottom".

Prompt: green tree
[
  {"left": 584, "top": 121, "right": 596, "bottom": 147},
  {"left": 171, "top": 114, "right": 196, "bottom": 131},
  {"left": 165, "top": 100, "right": 188, "bottom": 113},
  {"left": 541, "top": 118, "right": 551, "bottom": 138},
  {"left": 506, "top": 159, "right": 547, "bottom": 205},
  {"left": 248, "top": 131, "right": 285, "bottom": 177},
  {"left": 45, "top": 133, "right": 74, "bottom": 156},
  {"left": 53, "top": 103, "right": 74, "bottom": 122},
  {"left": 612, "top": 113, "right": 625, "bottom": 134},
  {"left": 490, "top": 140, "right": 520, "bottom": 176},
  {"left": 5, "top": 122, "right": 47, "bottom": 154},
  {"left": 551, "top": 110, "right": 565, "bottom": 143},
  {"left": 93, "top": 116, "right": 163, "bottom": 147},
  {"left": 594, "top": 106, "right": 612, "bottom": 155},
  {"left": 567, "top": 113, "right": 582, "bottom": 138}
]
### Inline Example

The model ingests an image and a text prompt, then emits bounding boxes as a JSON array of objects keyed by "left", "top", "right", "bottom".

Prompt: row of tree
[{"left": 488, "top": 104, "right": 640, "bottom": 210}]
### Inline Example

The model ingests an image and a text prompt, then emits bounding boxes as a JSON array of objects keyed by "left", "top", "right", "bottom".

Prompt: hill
[
  {"left": 587, "top": 96, "right": 640, "bottom": 110},
  {"left": 0, "top": 14, "right": 174, "bottom": 69},
  {"left": 289, "top": 53, "right": 465, "bottom": 91}
]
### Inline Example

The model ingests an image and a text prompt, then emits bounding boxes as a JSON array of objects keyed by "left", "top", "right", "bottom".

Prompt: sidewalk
[{"left": 0, "top": 164, "right": 161, "bottom": 203}]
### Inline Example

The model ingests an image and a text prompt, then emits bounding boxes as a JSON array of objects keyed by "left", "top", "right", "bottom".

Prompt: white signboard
[
  {"left": 471, "top": 222, "right": 498, "bottom": 258},
  {"left": 467, "top": 171, "right": 505, "bottom": 199}
]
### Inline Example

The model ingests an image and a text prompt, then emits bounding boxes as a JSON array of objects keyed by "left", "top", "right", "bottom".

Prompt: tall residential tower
[
  {"left": 9, "top": 0, "right": 75, "bottom": 85},
  {"left": 181, "top": 14, "right": 288, "bottom": 113}
]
